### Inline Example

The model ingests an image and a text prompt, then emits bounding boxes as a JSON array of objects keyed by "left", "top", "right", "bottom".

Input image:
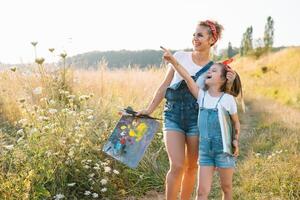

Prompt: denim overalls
[
  {"left": 198, "top": 91, "right": 236, "bottom": 168},
  {"left": 163, "top": 61, "right": 214, "bottom": 136}
]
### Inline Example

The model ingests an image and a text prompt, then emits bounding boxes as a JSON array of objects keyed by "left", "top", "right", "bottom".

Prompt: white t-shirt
[
  {"left": 169, "top": 51, "right": 207, "bottom": 88},
  {"left": 197, "top": 89, "right": 237, "bottom": 115}
]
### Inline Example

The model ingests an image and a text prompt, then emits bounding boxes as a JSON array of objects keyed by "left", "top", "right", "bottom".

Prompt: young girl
[{"left": 161, "top": 46, "right": 241, "bottom": 200}]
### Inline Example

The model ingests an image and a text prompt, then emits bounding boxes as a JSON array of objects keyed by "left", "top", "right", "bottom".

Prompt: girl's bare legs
[
  {"left": 218, "top": 168, "right": 234, "bottom": 200},
  {"left": 181, "top": 136, "right": 199, "bottom": 200},
  {"left": 164, "top": 131, "right": 186, "bottom": 200},
  {"left": 196, "top": 166, "right": 214, "bottom": 200}
]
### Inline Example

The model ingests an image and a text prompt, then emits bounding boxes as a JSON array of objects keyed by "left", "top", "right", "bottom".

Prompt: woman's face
[
  {"left": 205, "top": 64, "right": 226, "bottom": 87},
  {"left": 192, "top": 25, "right": 215, "bottom": 51}
]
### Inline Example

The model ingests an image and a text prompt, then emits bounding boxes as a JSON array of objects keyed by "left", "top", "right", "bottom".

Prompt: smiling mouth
[{"left": 207, "top": 75, "right": 212, "bottom": 79}]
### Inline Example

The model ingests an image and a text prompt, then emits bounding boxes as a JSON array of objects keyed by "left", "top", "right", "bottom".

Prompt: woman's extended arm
[
  {"left": 161, "top": 46, "right": 199, "bottom": 99},
  {"left": 136, "top": 65, "right": 175, "bottom": 116}
]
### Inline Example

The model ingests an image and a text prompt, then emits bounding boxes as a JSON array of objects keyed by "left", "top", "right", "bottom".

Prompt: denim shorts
[
  {"left": 163, "top": 98, "right": 199, "bottom": 136},
  {"left": 163, "top": 101, "right": 199, "bottom": 136},
  {"left": 163, "top": 82, "right": 200, "bottom": 137},
  {"left": 199, "top": 136, "right": 236, "bottom": 168}
]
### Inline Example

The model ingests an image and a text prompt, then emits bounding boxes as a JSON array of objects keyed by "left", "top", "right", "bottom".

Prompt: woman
[{"left": 137, "top": 20, "right": 236, "bottom": 200}]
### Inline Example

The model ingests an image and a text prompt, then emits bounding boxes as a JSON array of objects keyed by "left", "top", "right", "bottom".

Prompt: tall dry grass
[{"left": 0, "top": 47, "right": 299, "bottom": 199}]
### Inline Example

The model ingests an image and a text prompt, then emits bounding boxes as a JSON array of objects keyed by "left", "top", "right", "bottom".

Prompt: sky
[{"left": 0, "top": 0, "right": 299, "bottom": 64}]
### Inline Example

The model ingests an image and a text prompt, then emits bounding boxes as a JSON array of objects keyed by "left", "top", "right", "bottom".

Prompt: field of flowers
[{"left": 0, "top": 47, "right": 299, "bottom": 199}]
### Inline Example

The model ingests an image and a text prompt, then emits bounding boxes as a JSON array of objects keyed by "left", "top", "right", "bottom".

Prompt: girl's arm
[
  {"left": 137, "top": 65, "right": 175, "bottom": 116},
  {"left": 230, "top": 113, "right": 240, "bottom": 157},
  {"left": 161, "top": 46, "right": 199, "bottom": 99}
]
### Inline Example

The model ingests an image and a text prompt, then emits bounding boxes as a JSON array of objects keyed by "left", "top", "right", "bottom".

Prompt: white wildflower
[
  {"left": 113, "top": 169, "right": 120, "bottom": 174},
  {"left": 93, "top": 163, "right": 100, "bottom": 170},
  {"left": 104, "top": 166, "right": 111, "bottom": 173},
  {"left": 4, "top": 145, "right": 14, "bottom": 150},
  {"left": 67, "top": 182, "right": 76, "bottom": 187},
  {"left": 92, "top": 193, "right": 99, "bottom": 198},
  {"left": 68, "top": 150, "right": 74, "bottom": 157},
  {"left": 86, "top": 109, "right": 94, "bottom": 114},
  {"left": 49, "top": 99, "right": 56, "bottom": 105},
  {"left": 83, "top": 165, "right": 90, "bottom": 169},
  {"left": 53, "top": 193, "right": 65, "bottom": 200},
  {"left": 30, "top": 128, "right": 38, "bottom": 135},
  {"left": 79, "top": 95, "right": 90, "bottom": 101},
  {"left": 101, "top": 188, "right": 107, "bottom": 192},
  {"left": 87, "top": 115, "right": 94, "bottom": 120},
  {"left": 33, "top": 87, "right": 42, "bottom": 95},
  {"left": 49, "top": 108, "right": 57, "bottom": 114},
  {"left": 100, "top": 179, "right": 107, "bottom": 185},
  {"left": 271, "top": 153, "right": 276, "bottom": 157},
  {"left": 84, "top": 191, "right": 91, "bottom": 196},
  {"left": 100, "top": 161, "right": 108, "bottom": 166},
  {"left": 16, "top": 129, "right": 24, "bottom": 135}
]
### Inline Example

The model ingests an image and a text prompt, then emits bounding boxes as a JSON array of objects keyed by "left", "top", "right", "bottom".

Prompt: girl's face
[
  {"left": 192, "top": 25, "right": 215, "bottom": 51},
  {"left": 205, "top": 64, "right": 226, "bottom": 87}
]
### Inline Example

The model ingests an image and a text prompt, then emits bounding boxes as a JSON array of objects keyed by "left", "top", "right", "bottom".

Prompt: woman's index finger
[{"left": 160, "top": 46, "right": 168, "bottom": 52}]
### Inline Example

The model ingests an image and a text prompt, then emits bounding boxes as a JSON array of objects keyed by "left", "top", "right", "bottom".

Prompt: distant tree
[
  {"left": 227, "top": 42, "right": 234, "bottom": 58},
  {"left": 240, "top": 26, "right": 253, "bottom": 56},
  {"left": 264, "top": 16, "right": 274, "bottom": 51}
]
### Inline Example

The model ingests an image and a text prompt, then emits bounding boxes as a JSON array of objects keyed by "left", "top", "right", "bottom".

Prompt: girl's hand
[
  {"left": 136, "top": 109, "right": 151, "bottom": 116},
  {"left": 232, "top": 139, "right": 239, "bottom": 157},
  {"left": 160, "top": 46, "right": 176, "bottom": 64},
  {"left": 226, "top": 68, "right": 236, "bottom": 83}
]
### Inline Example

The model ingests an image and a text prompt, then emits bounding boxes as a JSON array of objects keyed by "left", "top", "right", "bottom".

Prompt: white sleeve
[{"left": 228, "top": 95, "right": 237, "bottom": 114}]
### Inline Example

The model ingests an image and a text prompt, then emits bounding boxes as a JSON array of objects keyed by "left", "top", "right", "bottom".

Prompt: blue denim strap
[
  {"left": 193, "top": 61, "right": 214, "bottom": 81},
  {"left": 169, "top": 61, "right": 214, "bottom": 90},
  {"left": 215, "top": 92, "right": 225, "bottom": 109}
]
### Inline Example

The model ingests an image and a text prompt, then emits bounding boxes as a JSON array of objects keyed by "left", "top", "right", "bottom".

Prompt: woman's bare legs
[
  {"left": 180, "top": 136, "right": 199, "bottom": 200},
  {"left": 196, "top": 166, "right": 214, "bottom": 200},
  {"left": 164, "top": 131, "right": 186, "bottom": 200}
]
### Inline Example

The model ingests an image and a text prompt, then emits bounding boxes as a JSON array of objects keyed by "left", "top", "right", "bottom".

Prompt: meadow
[{"left": 0, "top": 47, "right": 299, "bottom": 199}]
